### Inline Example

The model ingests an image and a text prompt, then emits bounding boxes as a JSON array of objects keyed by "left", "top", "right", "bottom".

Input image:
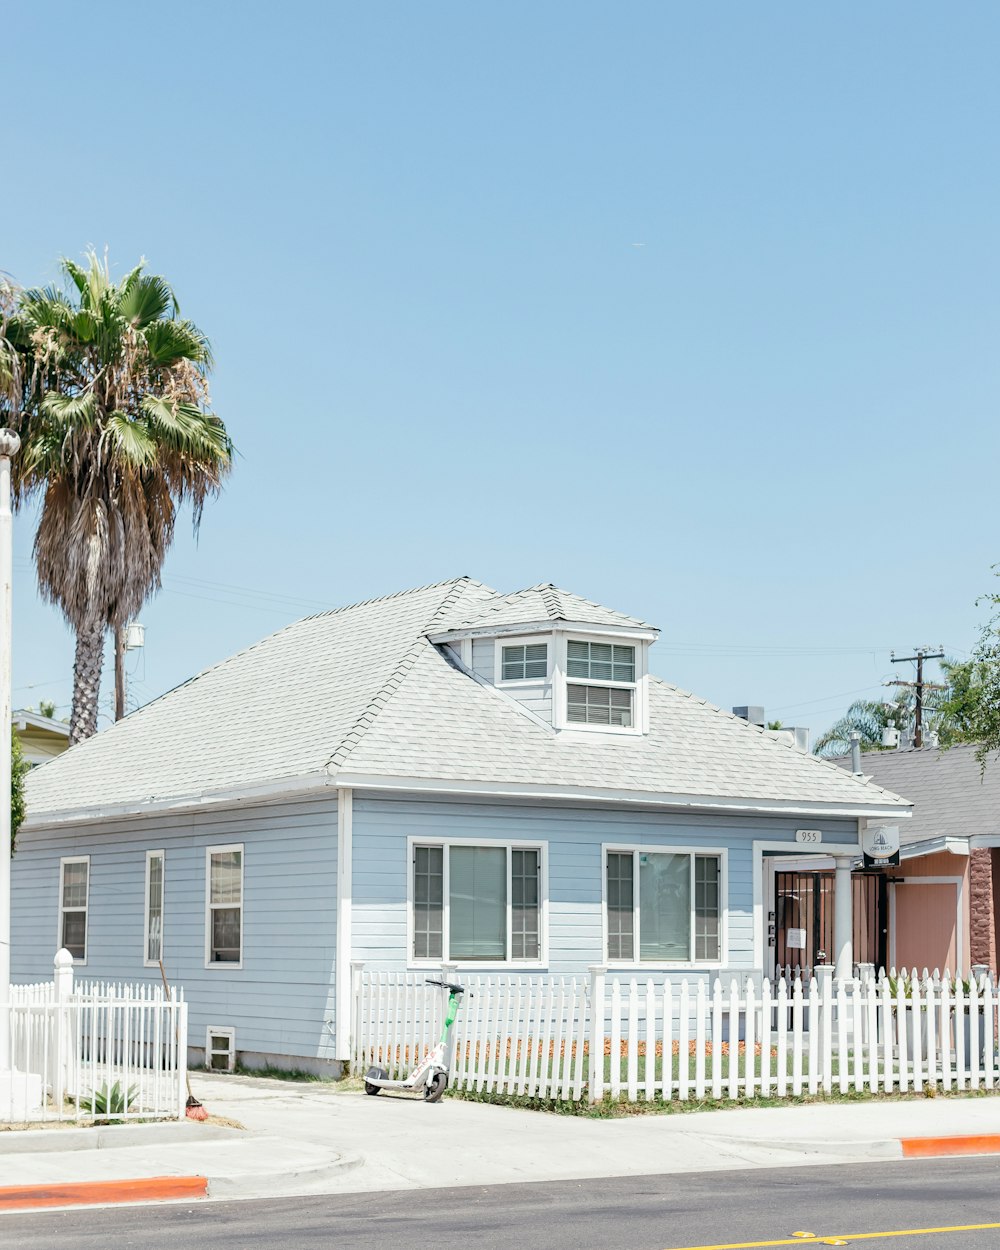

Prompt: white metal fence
[
  {"left": 352, "top": 965, "right": 1000, "bottom": 1104},
  {"left": 3, "top": 952, "right": 188, "bottom": 1123}
]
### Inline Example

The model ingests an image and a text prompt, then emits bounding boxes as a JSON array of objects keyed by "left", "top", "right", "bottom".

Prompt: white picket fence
[
  {"left": 352, "top": 965, "right": 1000, "bottom": 1104},
  {"left": 3, "top": 953, "right": 188, "bottom": 1123}
]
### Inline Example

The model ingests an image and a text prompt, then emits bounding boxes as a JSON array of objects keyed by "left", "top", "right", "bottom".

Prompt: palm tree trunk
[
  {"left": 70, "top": 623, "right": 105, "bottom": 744},
  {"left": 114, "top": 624, "right": 126, "bottom": 721}
]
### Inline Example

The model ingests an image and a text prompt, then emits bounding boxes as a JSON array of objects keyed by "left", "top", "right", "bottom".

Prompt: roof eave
[
  {"left": 429, "top": 621, "right": 660, "bottom": 644},
  {"left": 328, "top": 770, "right": 913, "bottom": 819},
  {"left": 22, "top": 771, "right": 336, "bottom": 831}
]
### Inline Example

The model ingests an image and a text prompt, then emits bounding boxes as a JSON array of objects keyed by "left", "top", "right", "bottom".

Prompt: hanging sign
[{"left": 862, "top": 824, "right": 900, "bottom": 868}]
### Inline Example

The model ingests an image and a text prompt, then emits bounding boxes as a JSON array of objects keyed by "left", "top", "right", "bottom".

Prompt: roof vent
[{"left": 733, "top": 705, "right": 766, "bottom": 728}]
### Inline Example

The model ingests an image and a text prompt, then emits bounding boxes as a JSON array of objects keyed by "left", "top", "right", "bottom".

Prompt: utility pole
[
  {"left": 889, "top": 646, "right": 945, "bottom": 749},
  {"left": 0, "top": 429, "right": 19, "bottom": 1077}
]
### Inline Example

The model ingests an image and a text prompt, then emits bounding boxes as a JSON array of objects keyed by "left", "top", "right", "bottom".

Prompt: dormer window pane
[
  {"left": 567, "top": 684, "right": 633, "bottom": 727},
  {"left": 502, "top": 643, "right": 547, "bottom": 681},
  {"left": 567, "top": 640, "right": 635, "bottom": 683}
]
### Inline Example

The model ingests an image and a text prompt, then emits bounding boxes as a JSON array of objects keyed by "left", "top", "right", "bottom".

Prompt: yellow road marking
[{"left": 666, "top": 1221, "right": 1000, "bottom": 1249}]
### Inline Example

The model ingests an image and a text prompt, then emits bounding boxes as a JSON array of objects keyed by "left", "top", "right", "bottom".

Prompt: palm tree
[
  {"left": 813, "top": 699, "right": 903, "bottom": 757},
  {"left": 1, "top": 254, "right": 233, "bottom": 743}
]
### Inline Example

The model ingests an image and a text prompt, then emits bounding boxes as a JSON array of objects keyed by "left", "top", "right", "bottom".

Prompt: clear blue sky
[{"left": 3, "top": 2, "right": 998, "bottom": 739}]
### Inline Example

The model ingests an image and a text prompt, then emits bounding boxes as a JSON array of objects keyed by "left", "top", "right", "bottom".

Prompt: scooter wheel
[
  {"left": 364, "top": 1081, "right": 382, "bottom": 1095},
  {"left": 424, "top": 1072, "right": 448, "bottom": 1102}
]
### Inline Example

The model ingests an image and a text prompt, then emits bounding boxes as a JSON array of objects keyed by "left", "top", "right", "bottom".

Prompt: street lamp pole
[{"left": 0, "top": 429, "right": 20, "bottom": 1072}]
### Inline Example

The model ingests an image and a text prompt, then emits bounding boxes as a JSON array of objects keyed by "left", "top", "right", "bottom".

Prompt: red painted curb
[
  {"left": 902, "top": 1134, "right": 1000, "bottom": 1159},
  {"left": 0, "top": 1175, "right": 208, "bottom": 1210}
]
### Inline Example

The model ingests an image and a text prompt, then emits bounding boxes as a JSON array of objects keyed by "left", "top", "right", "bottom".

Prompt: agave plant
[{"left": 87, "top": 1080, "right": 137, "bottom": 1118}]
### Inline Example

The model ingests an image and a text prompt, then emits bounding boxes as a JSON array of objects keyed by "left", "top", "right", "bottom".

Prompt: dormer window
[
  {"left": 564, "top": 640, "right": 637, "bottom": 729},
  {"left": 567, "top": 684, "right": 633, "bottom": 728},
  {"left": 501, "top": 642, "right": 548, "bottom": 681},
  {"left": 566, "top": 641, "right": 635, "bottom": 683}
]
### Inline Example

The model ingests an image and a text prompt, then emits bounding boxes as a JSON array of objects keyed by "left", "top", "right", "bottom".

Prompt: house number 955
[{"left": 795, "top": 829, "right": 823, "bottom": 845}]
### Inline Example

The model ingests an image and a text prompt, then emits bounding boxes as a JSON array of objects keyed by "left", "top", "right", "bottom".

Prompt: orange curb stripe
[
  {"left": 0, "top": 1175, "right": 207, "bottom": 1210},
  {"left": 901, "top": 1134, "right": 1000, "bottom": 1158}
]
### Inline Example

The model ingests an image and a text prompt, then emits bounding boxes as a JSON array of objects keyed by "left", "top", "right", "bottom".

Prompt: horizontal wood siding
[
  {"left": 352, "top": 794, "right": 858, "bottom": 979},
  {"left": 10, "top": 795, "right": 338, "bottom": 1062},
  {"left": 471, "top": 639, "right": 495, "bottom": 681}
]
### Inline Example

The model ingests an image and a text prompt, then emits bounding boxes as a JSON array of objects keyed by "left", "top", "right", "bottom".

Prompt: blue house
[{"left": 11, "top": 577, "right": 909, "bottom": 1073}]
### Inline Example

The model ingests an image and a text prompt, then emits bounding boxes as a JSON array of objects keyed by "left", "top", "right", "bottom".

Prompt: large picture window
[
  {"left": 605, "top": 847, "right": 723, "bottom": 964},
  {"left": 206, "top": 845, "right": 243, "bottom": 966},
  {"left": 412, "top": 841, "right": 544, "bottom": 964},
  {"left": 59, "top": 857, "right": 89, "bottom": 962}
]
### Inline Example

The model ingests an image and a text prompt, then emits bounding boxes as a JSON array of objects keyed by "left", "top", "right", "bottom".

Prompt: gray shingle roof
[
  {"left": 336, "top": 640, "right": 908, "bottom": 810},
  {"left": 25, "top": 576, "right": 908, "bottom": 822},
  {"left": 833, "top": 744, "right": 997, "bottom": 843},
  {"left": 445, "top": 584, "right": 655, "bottom": 633}
]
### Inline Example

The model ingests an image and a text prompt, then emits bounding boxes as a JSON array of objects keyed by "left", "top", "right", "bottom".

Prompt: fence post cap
[
  {"left": 53, "top": 948, "right": 73, "bottom": 969},
  {"left": 587, "top": 964, "right": 607, "bottom": 975},
  {"left": 350, "top": 959, "right": 366, "bottom": 972}
]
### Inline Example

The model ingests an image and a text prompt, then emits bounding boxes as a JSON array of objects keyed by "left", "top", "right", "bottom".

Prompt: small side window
[{"left": 59, "top": 857, "right": 89, "bottom": 962}]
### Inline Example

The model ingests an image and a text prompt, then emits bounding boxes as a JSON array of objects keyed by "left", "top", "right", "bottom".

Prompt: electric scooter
[{"left": 364, "top": 978, "right": 466, "bottom": 1102}]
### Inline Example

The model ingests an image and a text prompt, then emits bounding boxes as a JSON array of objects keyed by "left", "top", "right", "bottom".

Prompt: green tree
[
  {"left": 814, "top": 658, "right": 977, "bottom": 757},
  {"left": 0, "top": 254, "right": 233, "bottom": 742},
  {"left": 813, "top": 699, "right": 901, "bottom": 757},
  {"left": 11, "top": 730, "right": 26, "bottom": 854}
]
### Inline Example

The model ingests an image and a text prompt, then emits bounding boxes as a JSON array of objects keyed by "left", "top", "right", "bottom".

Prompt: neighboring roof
[
  {"left": 25, "top": 576, "right": 908, "bottom": 824},
  {"left": 13, "top": 711, "right": 70, "bottom": 739},
  {"left": 442, "top": 584, "right": 656, "bottom": 634},
  {"left": 834, "top": 744, "right": 999, "bottom": 844}
]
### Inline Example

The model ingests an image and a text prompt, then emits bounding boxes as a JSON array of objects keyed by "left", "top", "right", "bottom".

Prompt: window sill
[
  {"left": 409, "top": 961, "right": 548, "bottom": 973},
  {"left": 204, "top": 961, "right": 244, "bottom": 971},
  {"left": 605, "top": 962, "right": 726, "bottom": 972}
]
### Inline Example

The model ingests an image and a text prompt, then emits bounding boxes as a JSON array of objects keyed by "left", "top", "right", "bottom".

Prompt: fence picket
[{"left": 610, "top": 980, "right": 622, "bottom": 1100}]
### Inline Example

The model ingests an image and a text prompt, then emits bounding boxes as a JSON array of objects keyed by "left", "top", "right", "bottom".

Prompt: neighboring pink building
[{"left": 838, "top": 743, "right": 1000, "bottom": 977}]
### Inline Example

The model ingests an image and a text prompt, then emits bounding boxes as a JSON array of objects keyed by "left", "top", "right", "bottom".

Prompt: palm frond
[
  {"left": 143, "top": 319, "right": 211, "bottom": 368},
  {"left": 103, "top": 412, "right": 156, "bottom": 467},
  {"left": 119, "top": 273, "right": 176, "bottom": 329},
  {"left": 39, "top": 391, "right": 97, "bottom": 433}
]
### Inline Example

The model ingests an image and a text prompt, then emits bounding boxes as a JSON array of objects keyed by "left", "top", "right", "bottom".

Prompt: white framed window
[
  {"left": 557, "top": 636, "right": 645, "bottom": 733},
  {"left": 409, "top": 837, "right": 547, "bottom": 967},
  {"left": 58, "top": 856, "right": 90, "bottom": 964},
  {"left": 205, "top": 845, "right": 243, "bottom": 968},
  {"left": 501, "top": 642, "right": 548, "bottom": 682},
  {"left": 567, "top": 640, "right": 635, "bottom": 683},
  {"left": 144, "top": 851, "right": 165, "bottom": 967},
  {"left": 603, "top": 844, "right": 726, "bottom": 966}
]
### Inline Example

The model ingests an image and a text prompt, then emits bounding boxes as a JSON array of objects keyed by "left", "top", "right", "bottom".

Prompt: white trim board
[{"left": 335, "top": 788, "right": 353, "bottom": 1061}]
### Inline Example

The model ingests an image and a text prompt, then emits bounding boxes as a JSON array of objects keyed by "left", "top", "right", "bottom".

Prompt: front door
[{"left": 773, "top": 870, "right": 885, "bottom": 978}]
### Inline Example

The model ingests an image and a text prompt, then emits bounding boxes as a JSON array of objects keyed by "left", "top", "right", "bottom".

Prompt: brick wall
[{"left": 970, "top": 848, "right": 997, "bottom": 969}]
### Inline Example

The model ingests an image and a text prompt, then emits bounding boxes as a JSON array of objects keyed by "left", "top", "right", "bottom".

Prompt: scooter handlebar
[{"left": 425, "top": 978, "right": 468, "bottom": 995}]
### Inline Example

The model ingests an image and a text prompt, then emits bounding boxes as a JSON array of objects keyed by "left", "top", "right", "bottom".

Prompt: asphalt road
[{"left": 5, "top": 1156, "right": 1000, "bottom": 1249}]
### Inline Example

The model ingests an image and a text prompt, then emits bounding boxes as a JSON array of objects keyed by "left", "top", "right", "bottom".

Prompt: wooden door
[{"left": 891, "top": 882, "right": 959, "bottom": 976}]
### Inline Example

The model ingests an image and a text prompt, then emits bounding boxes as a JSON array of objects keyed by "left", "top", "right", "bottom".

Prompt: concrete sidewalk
[{"left": 1, "top": 1073, "right": 999, "bottom": 1210}]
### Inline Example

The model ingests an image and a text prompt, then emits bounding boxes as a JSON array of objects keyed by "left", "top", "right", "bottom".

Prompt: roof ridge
[
  {"left": 325, "top": 577, "right": 479, "bottom": 773},
  {"left": 300, "top": 575, "right": 482, "bottom": 623}
]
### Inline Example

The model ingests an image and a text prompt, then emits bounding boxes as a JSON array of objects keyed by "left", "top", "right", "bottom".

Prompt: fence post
[
  {"left": 350, "top": 960, "right": 365, "bottom": 1074},
  {"left": 588, "top": 965, "right": 606, "bottom": 1104},
  {"left": 53, "top": 948, "right": 73, "bottom": 1100},
  {"left": 177, "top": 999, "right": 189, "bottom": 1121}
]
